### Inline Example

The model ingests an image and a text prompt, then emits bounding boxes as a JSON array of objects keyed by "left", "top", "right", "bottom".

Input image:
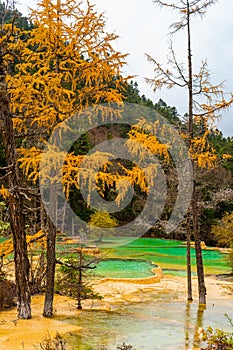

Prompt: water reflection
[
  {"left": 64, "top": 296, "right": 232, "bottom": 350},
  {"left": 184, "top": 302, "right": 192, "bottom": 349},
  {"left": 193, "top": 304, "right": 206, "bottom": 349}
]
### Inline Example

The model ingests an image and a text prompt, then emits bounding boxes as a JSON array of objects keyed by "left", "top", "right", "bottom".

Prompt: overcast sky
[{"left": 16, "top": 0, "right": 233, "bottom": 136}]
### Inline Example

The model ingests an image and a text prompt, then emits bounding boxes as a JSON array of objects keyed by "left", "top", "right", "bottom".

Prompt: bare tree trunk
[
  {"left": 186, "top": 215, "right": 193, "bottom": 301},
  {"left": 40, "top": 201, "right": 45, "bottom": 231},
  {"left": 0, "top": 51, "right": 31, "bottom": 319},
  {"left": 43, "top": 186, "right": 57, "bottom": 317},
  {"left": 77, "top": 251, "right": 83, "bottom": 310},
  {"left": 187, "top": 0, "right": 206, "bottom": 305},
  {"left": 192, "top": 184, "right": 206, "bottom": 304},
  {"left": 43, "top": 0, "right": 62, "bottom": 317}
]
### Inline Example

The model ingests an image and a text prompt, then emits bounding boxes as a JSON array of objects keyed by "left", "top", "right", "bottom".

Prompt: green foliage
[
  {"left": 211, "top": 212, "right": 233, "bottom": 248},
  {"left": 228, "top": 249, "right": 233, "bottom": 272},
  {"left": 211, "top": 212, "right": 233, "bottom": 269},
  {"left": 208, "top": 132, "right": 233, "bottom": 171},
  {"left": 55, "top": 253, "right": 102, "bottom": 309},
  {"left": 202, "top": 316, "right": 233, "bottom": 350},
  {"left": 0, "top": 220, "right": 10, "bottom": 235},
  {"left": 154, "top": 98, "right": 181, "bottom": 127},
  {"left": 89, "top": 211, "right": 118, "bottom": 229},
  {"left": 0, "top": 1, "right": 32, "bottom": 30},
  {"left": 123, "top": 80, "right": 154, "bottom": 107},
  {"left": 89, "top": 211, "right": 118, "bottom": 242},
  {"left": 0, "top": 202, "right": 10, "bottom": 236}
]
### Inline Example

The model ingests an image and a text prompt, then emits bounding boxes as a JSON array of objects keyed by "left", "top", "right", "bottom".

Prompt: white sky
[{"left": 16, "top": 0, "right": 233, "bottom": 136}]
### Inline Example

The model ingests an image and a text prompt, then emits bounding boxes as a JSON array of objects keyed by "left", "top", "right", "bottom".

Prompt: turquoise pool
[
  {"left": 93, "top": 258, "right": 156, "bottom": 279},
  {"left": 98, "top": 238, "right": 230, "bottom": 275}
]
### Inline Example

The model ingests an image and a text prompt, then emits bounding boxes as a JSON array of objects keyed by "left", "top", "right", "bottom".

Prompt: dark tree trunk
[
  {"left": 0, "top": 50, "right": 31, "bottom": 319},
  {"left": 192, "top": 185, "right": 206, "bottom": 304},
  {"left": 77, "top": 252, "right": 83, "bottom": 310},
  {"left": 187, "top": 1, "right": 206, "bottom": 305},
  {"left": 43, "top": 186, "right": 57, "bottom": 317},
  {"left": 43, "top": 1, "right": 61, "bottom": 318},
  {"left": 186, "top": 215, "right": 193, "bottom": 301}
]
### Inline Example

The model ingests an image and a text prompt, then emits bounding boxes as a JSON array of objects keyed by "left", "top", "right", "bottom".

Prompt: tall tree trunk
[
  {"left": 0, "top": 50, "right": 31, "bottom": 319},
  {"left": 43, "top": 185, "right": 57, "bottom": 317},
  {"left": 186, "top": 215, "right": 193, "bottom": 301},
  {"left": 77, "top": 251, "right": 83, "bottom": 310},
  {"left": 187, "top": 0, "right": 206, "bottom": 305},
  {"left": 192, "top": 184, "right": 206, "bottom": 304},
  {"left": 43, "top": 0, "right": 61, "bottom": 317}
]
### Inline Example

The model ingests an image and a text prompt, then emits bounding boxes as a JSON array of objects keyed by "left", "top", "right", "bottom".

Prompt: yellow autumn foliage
[
  {"left": 222, "top": 154, "right": 232, "bottom": 160},
  {"left": 3, "top": 0, "right": 127, "bottom": 197},
  {"left": 211, "top": 212, "right": 233, "bottom": 248},
  {"left": 128, "top": 118, "right": 171, "bottom": 163},
  {"left": 0, "top": 186, "right": 10, "bottom": 200},
  {"left": 89, "top": 211, "right": 118, "bottom": 229},
  {"left": 0, "top": 230, "right": 47, "bottom": 258}
]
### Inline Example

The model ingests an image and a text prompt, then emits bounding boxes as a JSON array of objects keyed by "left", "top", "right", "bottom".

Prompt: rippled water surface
[
  {"left": 93, "top": 259, "right": 156, "bottom": 279},
  {"left": 62, "top": 238, "right": 232, "bottom": 349},
  {"left": 65, "top": 297, "right": 233, "bottom": 349},
  {"left": 97, "top": 238, "right": 229, "bottom": 275}
]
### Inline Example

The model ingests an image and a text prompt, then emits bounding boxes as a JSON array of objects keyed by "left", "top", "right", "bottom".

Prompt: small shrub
[
  {"left": 0, "top": 278, "right": 16, "bottom": 308},
  {"left": 34, "top": 332, "right": 66, "bottom": 350},
  {"left": 117, "top": 344, "right": 133, "bottom": 350},
  {"left": 202, "top": 316, "right": 233, "bottom": 350},
  {"left": 0, "top": 220, "right": 10, "bottom": 236},
  {"left": 55, "top": 252, "right": 102, "bottom": 309},
  {"left": 96, "top": 344, "right": 133, "bottom": 350}
]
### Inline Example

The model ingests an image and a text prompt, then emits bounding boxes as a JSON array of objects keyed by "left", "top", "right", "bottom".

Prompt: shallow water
[
  {"left": 59, "top": 238, "right": 233, "bottom": 349},
  {"left": 65, "top": 296, "right": 233, "bottom": 349},
  {"left": 93, "top": 259, "right": 156, "bottom": 279},
  {"left": 1, "top": 238, "right": 231, "bottom": 349},
  {"left": 98, "top": 238, "right": 229, "bottom": 275}
]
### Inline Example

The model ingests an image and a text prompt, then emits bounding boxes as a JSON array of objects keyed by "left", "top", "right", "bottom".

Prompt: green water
[
  {"left": 93, "top": 259, "right": 156, "bottom": 279},
  {"left": 64, "top": 296, "right": 233, "bottom": 349},
  {"left": 61, "top": 238, "right": 231, "bottom": 349},
  {"left": 98, "top": 238, "right": 230, "bottom": 275}
]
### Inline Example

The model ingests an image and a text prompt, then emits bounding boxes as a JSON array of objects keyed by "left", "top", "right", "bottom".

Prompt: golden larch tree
[{"left": 1, "top": 0, "right": 127, "bottom": 318}]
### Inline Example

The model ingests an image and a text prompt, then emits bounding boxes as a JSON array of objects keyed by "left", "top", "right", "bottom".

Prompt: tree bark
[
  {"left": 43, "top": 0, "right": 61, "bottom": 317},
  {"left": 192, "top": 184, "right": 206, "bottom": 304},
  {"left": 43, "top": 185, "right": 57, "bottom": 317},
  {"left": 186, "top": 215, "right": 193, "bottom": 301},
  {"left": 77, "top": 252, "right": 83, "bottom": 310},
  {"left": 187, "top": 0, "right": 206, "bottom": 305},
  {"left": 0, "top": 49, "right": 31, "bottom": 319}
]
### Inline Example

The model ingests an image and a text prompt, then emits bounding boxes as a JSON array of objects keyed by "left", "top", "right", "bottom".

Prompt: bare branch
[
  {"left": 189, "top": 0, "right": 219, "bottom": 16},
  {"left": 146, "top": 54, "right": 187, "bottom": 89},
  {"left": 0, "top": 164, "right": 13, "bottom": 171},
  {"left": 152, "top": 0, "right": 185, "bottom": 11},
  {"left": 169, "top": 42, "right": 188, "bottom": 85},
  {"left": 0, "top": 171, "right": 12, "bottom": 181},
  {"left": 56, "top": 258, "right": 98, "bottom": 270},
  {"left": 22, "top": 206, "right": 42, "bottom": 213}
]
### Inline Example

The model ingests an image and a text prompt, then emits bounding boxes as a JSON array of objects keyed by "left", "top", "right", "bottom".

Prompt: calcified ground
[{"left": 0, "top": 275, "right": 232, "bottom": 350}]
